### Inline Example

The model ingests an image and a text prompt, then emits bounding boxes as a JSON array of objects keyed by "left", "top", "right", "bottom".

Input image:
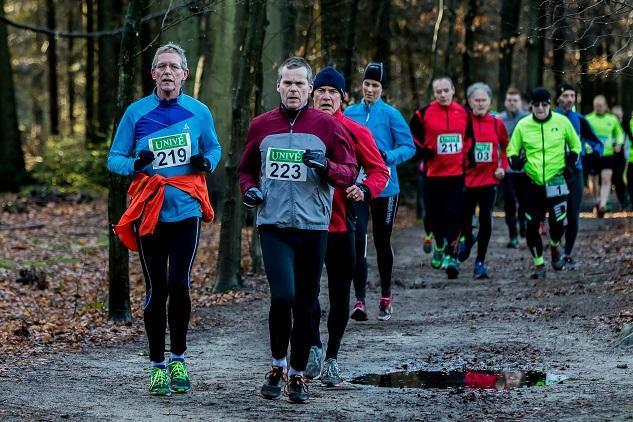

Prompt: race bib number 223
[{"left": 266, "top": 148, "right": 307, "bottom": 182}]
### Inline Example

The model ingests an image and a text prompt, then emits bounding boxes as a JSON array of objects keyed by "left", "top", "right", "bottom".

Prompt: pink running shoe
[
  {"left": 377, "top": 295, "right": 393, "bottom": 321},
  {"left": 350, "top": 300, "right": 368, "bottom": 321}
]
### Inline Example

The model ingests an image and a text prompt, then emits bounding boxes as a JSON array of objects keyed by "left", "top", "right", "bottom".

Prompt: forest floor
[{"left": 2, "top": 194, "right": 633, "bottom": 420}]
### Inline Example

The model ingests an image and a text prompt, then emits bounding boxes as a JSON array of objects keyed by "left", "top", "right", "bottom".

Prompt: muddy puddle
[{"left": 351, "top": 370, "right": 569, "bottom": 390}]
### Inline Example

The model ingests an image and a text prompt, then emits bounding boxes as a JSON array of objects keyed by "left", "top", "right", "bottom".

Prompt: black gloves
[
  {"left": 358, "top": 184, "right": 371, "bottom": 201},
  {"left": 302, "top": 149, "right": 328, "bottom": 171},
  {"left": 379, "top": 150, "right": 388, "bottom": 161},
  {"left": 190, "top": 153, "right": 211, "bottom": 172},
  {"left": 134, "top": 150, "right": 155, "bottom": 170},
  {"left": 243, "top": 187, "right": 264, "bottom": 209},
  {"left": 508, "top": 155, "right": 526, "bottom": 171},
  {"left": 563, "top": 151, "right": 579, "bottom": 179}
]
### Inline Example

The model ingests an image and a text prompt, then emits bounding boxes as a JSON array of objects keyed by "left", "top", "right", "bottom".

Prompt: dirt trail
[{"left": 2, "top": 215, "right": 633, "bottom": 421}]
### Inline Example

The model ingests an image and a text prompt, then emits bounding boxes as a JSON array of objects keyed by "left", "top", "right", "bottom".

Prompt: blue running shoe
[
  {"left": 458, "top": 236, "right": 473, "bottom": 262},
  {"left": 473, "top": 261, "right": 489, "bottom": 279}
]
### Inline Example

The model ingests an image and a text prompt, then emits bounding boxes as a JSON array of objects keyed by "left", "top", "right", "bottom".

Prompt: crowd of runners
[{"left": 107, "top": 43, "right": 633, "bottom": 403}]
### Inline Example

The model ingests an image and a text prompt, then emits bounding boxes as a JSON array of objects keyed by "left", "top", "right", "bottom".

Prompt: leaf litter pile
[{"left": 0, "top": 194, "right": 266, "bottom": 373}]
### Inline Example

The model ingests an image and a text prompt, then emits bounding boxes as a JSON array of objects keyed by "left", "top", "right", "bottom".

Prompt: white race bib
[
  {"left": 149, "top": 133, "right": 191, "bottom": 169},
  {"left": 265, "top": 147, "right": 307, "bottom": 182},
  {"left": 545, "top": 175, "right": 569, "bottom": 198},
  {"left": 437, "top": 134, "right": 463, "bottom": 155},
  {"left": 474, "top": 142, "right": 493, "bottom": 163}
]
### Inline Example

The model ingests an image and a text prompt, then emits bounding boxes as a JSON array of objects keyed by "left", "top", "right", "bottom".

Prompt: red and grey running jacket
[
  {"left": 465, "top": 112, "right": 509, "bottom": 188},
  {"left": 409, "top": 101, "right": 473, "bottom": 178},
  {"left": 237, "top": 105, "right": 358, "bottom": 231}
]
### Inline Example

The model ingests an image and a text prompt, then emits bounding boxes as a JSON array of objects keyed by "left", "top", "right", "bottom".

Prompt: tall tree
[
  {"left": 526, "top": 0, "right": 546, "bottom": 91},
  {"left": 498, "top": 0, "right": 521, "bottom": 108},
  {"left": 369, "top": 0, "right": 391, "bottom": 64},
  {"left": 443, "top": 0, "right": 457, "bottom": 77},
  {"left": 321, "top": 0, "right": 359, "bottom": 92},
  {"left": 108, "top": 0, "right": 145, "bottom": 322},
  {"left": 85, "top": 0, "right": 95, "bottom": 143},
  {"left": 551, "top": 0, "right": 566, "bottom": 86},
  {"left": 214, "top": 0, "right": 267, "bottom": 292},
  {"left": 428, "top": 0, "right": 445, "bottom": 94},
  {"left": 461, "top": 0, "right": 478, "bottom": 91},
  {"left": 0, "top": 0, "right": 27, "bottom": 191},
  {"left": 67, "top": 5, "right": 76, "bottom": 134},
  {"left": 97, "top": 0, "right": 122, "bottom": 144},
  {"left": 46, "top": 0, "right": 59, "bottom": 135}
]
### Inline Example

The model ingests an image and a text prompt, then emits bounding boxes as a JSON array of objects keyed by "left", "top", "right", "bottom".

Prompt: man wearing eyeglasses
[
  {"left": 507, "top": 87, "right": 580, "bottom": 279},
  {"left": 107, "top": 42, "right": 222, "bottom": 396}
]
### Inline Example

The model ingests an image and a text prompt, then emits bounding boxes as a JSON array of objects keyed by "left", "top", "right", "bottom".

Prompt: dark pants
[
  {"left": 502, "top": 172, "right": 528, "bottom": 238},
  {"left": 425, "top": 176, "right": 464, "bottom": 258},
  {"left": 525, "top": 182, "right": 567, "bottom": 259},
  {"left": 417, "top": 170, "right": 432, "bottom": 234},
  {"left": 353, "top": 195, "right": 399, "bottom": 301},
  {"left": 136, "top": 217, "right": 201, "bottom": 363},
  {"left": 462, "top": 185, "right": 497, "bottom": 262},
  {"left": 259, "top": 226, "right": 327, "bottom": 371},
  {"left": 627, "top": 164, "right": 633, "bottom": 209},
  {"left": 311, "top": 231, "right": 355, "bottom": 360},
  {"left": 564, "top": 169, "right": 583, "bottom": 256},
  {"left": 613, "top": 151, "right": 628, "bottom": 206}
]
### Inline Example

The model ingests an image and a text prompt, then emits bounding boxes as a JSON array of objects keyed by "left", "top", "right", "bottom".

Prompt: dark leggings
[
  {"left": 312, "top": 231, "right": 355, "bottom": 360},
  {"left": 259, "top": 226, "right": 327, "bottom": 371},
  {"left": 627, "top": 164, "right": 633, "bottom": 208},
  {"left": 502, "top": 172, "right": 528, "bottom": 238},
  {"left": 353, "top": 195, "right": 399, "bottom": 300},
  {"left": 136, "top": 217, "right": 201, "bottom": 363},
  {"left": 417, "top": 170, "right": 432, "bottom": 234},
  {"left": 425, "top": 177, "right": 464, "bottom": 258},
  {"left": 525, "top": 182, "right": 567, "bottom": 259},
  {"left": 461, "top": 185, "right": 497, "bottom": 262},
  {"left": 564, "top": 169, "right": 583, "bottom": 256},
  {"left": 613, "top": 152, "right": 627, "bottom": 205}
]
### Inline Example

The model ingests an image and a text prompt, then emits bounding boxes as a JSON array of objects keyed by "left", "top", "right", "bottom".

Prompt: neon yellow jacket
[
  {"left": 585, "top": 112, "right": 624, "bottom": 157},
  {"left": 508, "top": 112, "right": 581, "bottom": 185}
]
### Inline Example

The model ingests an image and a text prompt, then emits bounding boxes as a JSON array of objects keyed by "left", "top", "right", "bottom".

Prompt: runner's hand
[
  {"left": 190, "top": 153, "right": 211, "bottom": 172},
  {"left": 508, "top": 155, "right": 526, "bottom": 171},
  {"left": 134, "top": 150, "right": 155, "bottom": 170},
  {"left": 379, "top": 150, "right": 388, "bottom": 161},
  {"left": 494, "top": 167, "right": 505, "bottom": 180},
  {"left": 302, "top": 149, "right": 328, "bottom": 171},
  {"left": 243, "top": 187, "right": 264, "bottom": 209},
  {"left": 346, "top": 184, "right": 371, "bottom": 202}
]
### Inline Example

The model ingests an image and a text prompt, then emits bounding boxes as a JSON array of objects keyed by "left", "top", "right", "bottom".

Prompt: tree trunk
[
  {"left": 443, "top": 0, "right": 457, "bottom": 77},
  {"left": 0, "top": 0, "right": 27, "bottom": 192},
  {"left": 551, "top": 0, "right": 566, "bottom": 86},
  {"left": 498, "top": 0, "right": 521, "bottom": 108},
  {"left": 526, "top": 0, "right": 546, "bottom": 91},
  {"left": 461, "top": 0, "right": 477, "bottom": 92},
  {"left": 428, "top": 0, "right": 445, "bottom": 95},
  {"left": 46, "top": 0, "right": 59, "bottom": 135},
  {"left": 578, "top": 0, "right": 594, "bottom": 115},
  {"left": 193, "top": 12, "right": 212, "bottom": 99},
  {"left": 96, "top": 0, "right": 122, "bottom": 144},
  {"left": 342, "top": 0, "right": 359, "bottom": 95},
  {"left": 108, "top": 0, "right": 145, "bottom": 322},
  {"left": 67, "top": 6, "right": 76, "bottom": 135},
  {"left": 214, "top": 0, "right": 267, "bottom": 293},
  {"left": 369, "top": 0, "right": 391, "bottom": 64},
  {"left": 139, "top": 0, "right": 154, "bottom": 97},
  {"left": 85, "top": 0, "right": 95, "bottom": 143}
]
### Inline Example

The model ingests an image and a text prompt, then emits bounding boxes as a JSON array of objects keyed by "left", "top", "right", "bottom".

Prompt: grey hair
[
  {"left": 152, "top": 42, "right": 188, "bottom": 71},
  {"left": 277, "top": 57, "right": 313, "bottom": 84},
  {"left": 467, "top": 82, "right": 492, "bottom": 100}
]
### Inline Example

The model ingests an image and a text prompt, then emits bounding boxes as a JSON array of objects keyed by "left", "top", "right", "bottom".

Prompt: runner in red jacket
[
  {"left": 409, "top": 77, "right": 473, "bottom": 279},
  {"left": 457, "top": 83, "right": 509, "bottom": 279},
  {"left": 306, "top": 66, "right": 389, "bottom": 386}
]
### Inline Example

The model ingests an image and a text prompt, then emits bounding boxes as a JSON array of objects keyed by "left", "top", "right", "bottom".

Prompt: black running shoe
[
  {"left": 285, "top": 375, "right": 309, "bottom": 404},
  {"left": 551, "top": 245, "right": 564, "bottom": 271},
  {"left": 530, "top": 264, "right": 546, "bottom": 279},
  {"left": 261, "top": 365, "right": 286, "bottom": 399}
]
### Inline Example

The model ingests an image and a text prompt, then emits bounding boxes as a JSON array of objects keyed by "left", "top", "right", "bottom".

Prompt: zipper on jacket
[
  {"left": 365, "top": 101, "right": 372, "bottom": 123},
  {"left": 288, "top": 109, "right": 303, "bottom": 134},
  {"left": 541, "top": 123, "right": 546, "bottom": 185}
]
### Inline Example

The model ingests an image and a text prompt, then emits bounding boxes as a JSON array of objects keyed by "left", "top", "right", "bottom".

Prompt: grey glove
[{"left": 243, "top": 187, "right": 264, "bottom": 209}]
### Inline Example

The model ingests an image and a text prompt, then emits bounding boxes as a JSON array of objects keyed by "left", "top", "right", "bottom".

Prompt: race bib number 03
[
  {"left": 149, "top": 133, "right": 191, "bottom": 169},
  {"left": 474, "top": 142, "right": 493, "bottom": 163},
  {"left": 546, "top": 175, "right": 569, "bottom": 198},
  {"left": 437, "top": 134, "right": 463, "bottom": 155},
  {"left": 266, "top": 147, "right": 307, "bottom": 182}
]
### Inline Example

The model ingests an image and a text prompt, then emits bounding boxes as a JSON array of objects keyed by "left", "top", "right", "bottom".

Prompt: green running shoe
[
  {"left": 440, "top": 254, "right": 451, "bottom": 270},
  {"left": 446, "top": 257, "right": 459, "bottom": 279},
  {"left": 149, "top": 367, "right": 171, "bottom": 396},
  {"left": 431, "top": 247, "right": 445, "bottom": 269},
  {"left": 167, "top": 360, "right": 191, "bottom": 393}
]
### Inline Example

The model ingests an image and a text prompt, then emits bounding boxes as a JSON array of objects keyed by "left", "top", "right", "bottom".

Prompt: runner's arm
[
  {"left": 199, "top": 107, "right": 222, "bottom": 172},
  {"left": 614, "top": 117, "right": 625, "bottom": 146},
  {"left": 385, "top": 108, "right": 415, "bottom": 166},
  {"left": 496, "top": 117, "right": 509, "bottom": 170},
  {"left": 237, "top": 120, "right": 263, "bottom": 193},
  {"left": 507, "top": 122, "right": 523, "bottom": 158},
  {"left": 579, "top": 115, "right": 603, "bottom": 155},
  {"left": 324, "top": 122, "right": 359, "bottom": 189},
  {"left": 565, "top": 119, "right": 582, "bottom": 155},
  {"left": 355, "top": 129, "right": 390, "bottom": 198},
  {"left": 106, "top": 110, "right": 137, "bottom": 176}
]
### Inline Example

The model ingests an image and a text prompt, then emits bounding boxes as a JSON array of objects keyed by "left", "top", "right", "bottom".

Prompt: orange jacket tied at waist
[{"left": 113, "top": 173, "right": 214, "bottom": 251}]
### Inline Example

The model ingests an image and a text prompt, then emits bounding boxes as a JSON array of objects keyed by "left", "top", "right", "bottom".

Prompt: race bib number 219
[{"left": 149, "top": 133, "right": 191, "bottom": 169}]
